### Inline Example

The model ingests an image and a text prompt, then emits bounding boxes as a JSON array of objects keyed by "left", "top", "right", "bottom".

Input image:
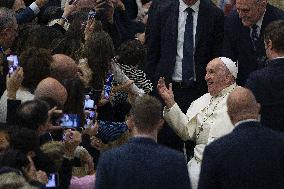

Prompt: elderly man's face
[
  {"left": 1, "top": 18, "right": 18, "bottom": 48},
  {"left": 236, "top": 0, "right": 267, "bottom": 27},
  {"left": 205, "top": 59, "right": 229, "bottom": 97}
]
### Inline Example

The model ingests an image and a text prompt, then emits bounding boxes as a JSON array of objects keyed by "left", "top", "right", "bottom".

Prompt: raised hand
[
  {"left": 6, "top": 67, "right": 23, "bottom": 99},
  {"left": 157, "top": 77, "right": 175, "bottom": 108}
]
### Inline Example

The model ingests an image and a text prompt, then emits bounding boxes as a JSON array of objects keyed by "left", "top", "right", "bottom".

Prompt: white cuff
[
  {"left": 29, "top": 2, "right": 40, "bottom": 14},
  {"left": 163, "top": 103, "right": 177, "bottom": 116}
]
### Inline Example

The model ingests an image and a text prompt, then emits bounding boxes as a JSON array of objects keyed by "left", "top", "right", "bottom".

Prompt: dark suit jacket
[
  {"left": 145, "top": 0, "right": 224, "bottom": 94},
  {"left": 16, "top": 7, "right": 36, "bottom": 24},
  {"left": 246, "top": 58, "right": 284, "bottom": 132},
  {"left": 198, "top": 121, "right": 284, "bottom": 189},
  {"left": 222, "top": 4, "right": 284, "bottom": 86},
  {"left": 95, "top": 137, "right": 191, "bottom": 189}
]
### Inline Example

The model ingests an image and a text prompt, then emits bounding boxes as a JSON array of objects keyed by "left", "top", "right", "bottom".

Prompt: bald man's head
[
  {"left": 227, "top": 87, "right": 260, "bottom": 125},
  {"left": 34, "top": 77, "right": 68, "bottom": 107},
  {"left": 51, "top": 54, "right": 78, "bottom": 83}
]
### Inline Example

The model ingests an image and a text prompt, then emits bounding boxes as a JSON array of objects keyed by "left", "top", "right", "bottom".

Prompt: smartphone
[
  {"left": 46, "top": 173, "right": 59, "bottom": 188},
  {"left": 59, "top": 114, "right": 80, "bottom": 128},
  {"left": 7, "top": 55, "right": 19, "bottom": 75},
  {"left": 103, "top": 73, "right": 114, "bottom": 99}
]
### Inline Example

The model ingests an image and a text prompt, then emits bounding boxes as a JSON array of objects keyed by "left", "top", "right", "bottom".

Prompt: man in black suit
[
  {"left": 95, "top": 95, "right": 191, "bottom": 189},
  {"left": 145, "top": 0, "right": 224, "bottom": 155},
  {"left": 198, "top": 87, "right": 284, "bottom": 189},
  {"left": 246, "top": 20, "right": 284, "bottom": 132},
  {"left": 222, "top": 0, "right": 284, "bottom": 86}
]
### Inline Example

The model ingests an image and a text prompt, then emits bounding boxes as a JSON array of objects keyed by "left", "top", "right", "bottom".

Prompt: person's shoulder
[
  {"left": 266, "top": 3, "right": 284, "bottom": 18},
  {"left": 201, "top": 0, "right": 223, "bottom": 14},
  {"left": 225, "top": 10, "right": 241, "bottom": 23},
  {"left": 194, "top": 93, "right": 211, "bottom": 103},
  {"left": 100, "top": 142, "right": 129, "bottom": 159},
  {"left": 259, "top": 126, "right": 284, "bottom": 142},
  {"left": 156, "top": 144, "right": 186, "bottom": 160},
  {"left": 205, "top": 131, "right": 236, "bottom": 153},
  {"left": 246, "top": 65, "right": 272, "bottom": 84}
]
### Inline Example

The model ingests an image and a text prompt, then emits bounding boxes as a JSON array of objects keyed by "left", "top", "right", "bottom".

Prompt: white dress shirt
[
  {"left": 172, "top": 0, "right": 200, "bottom": 81},
  {"left": 250, "top": 10, "right": 265, "bottom": 37}
]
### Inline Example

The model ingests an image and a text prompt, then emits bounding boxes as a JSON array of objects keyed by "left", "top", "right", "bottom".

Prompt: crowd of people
[{"left": 0, "top": 0, "right": 283, "bottom": 189}]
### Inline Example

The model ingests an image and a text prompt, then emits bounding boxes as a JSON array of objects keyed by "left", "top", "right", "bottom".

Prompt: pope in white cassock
[{"left": 157, "top": 57, "right": 238, "bottom": 189}]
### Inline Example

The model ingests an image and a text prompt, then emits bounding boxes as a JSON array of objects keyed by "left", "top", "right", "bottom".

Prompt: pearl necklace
[{"left": 195, "top": 87, "right": 235, "bottom": 139}]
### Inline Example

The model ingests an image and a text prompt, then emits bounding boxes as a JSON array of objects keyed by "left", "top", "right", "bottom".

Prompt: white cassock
[{"left": 163, "top": 83, "right": 237, "bottom": 189}]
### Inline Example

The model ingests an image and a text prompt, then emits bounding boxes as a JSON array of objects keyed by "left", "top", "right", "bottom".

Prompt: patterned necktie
[
  {"left": 251, "top": 24, "right": 259, "bottom": 50},
  {"left": 182, "top": 7, "right": 194, "bottom": 86}
]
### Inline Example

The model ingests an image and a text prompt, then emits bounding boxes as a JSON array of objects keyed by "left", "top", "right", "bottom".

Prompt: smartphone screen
[
  {"left": 103, "top": 73, "right": 114, "bottom": 99},
  {"left": 84, "top": 108, "right": 96, "bottom": 127},
  {"left": 84, "top": 89, "right": 101, "bottom": 127},
  {"left": 59, "top": 114, "right": 80, "bottom": 128},
  {"left": 46, "top": 173, "right": 58, "bottom": 188},
  {"left": 7, "top": 55, "right": 19, "bottom": 75},
  {"left": 88, "top": 10, "right": 96, "bottom": 20}
]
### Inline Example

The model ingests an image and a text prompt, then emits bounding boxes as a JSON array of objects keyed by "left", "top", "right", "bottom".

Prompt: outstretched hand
[{"left": 157, "top": 77, "right": 175, "bottom": 108}]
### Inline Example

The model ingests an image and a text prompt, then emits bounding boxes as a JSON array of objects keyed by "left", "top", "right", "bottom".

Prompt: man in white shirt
[
  {"left": 146, "top": 0, "right": 224, "bottom": 157},
  {"left": 157, "top": 57, "right": 237, "bottom": 189}
]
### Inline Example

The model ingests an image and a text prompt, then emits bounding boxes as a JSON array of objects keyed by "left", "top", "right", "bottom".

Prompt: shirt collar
[
  {"left": 179, "top": 0, "right": 200, "bottom": 13},
  {"left": 273, "top": 56, "right": 284, "bottom": 60},
  {"left": 235, "top": 119, "right": 259, "bottom": 128},
  {"left": 214, "top": 83, "right": 237, "bottom": 98},
  {"left": 254, "top": 9, "right": 266, "bottom": 29}
]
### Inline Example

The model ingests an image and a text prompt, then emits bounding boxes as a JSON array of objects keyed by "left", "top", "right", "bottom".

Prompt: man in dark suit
[
  {"left": 198, "top": 87, "right": 284, "bottom": 189},
  {"left": 145, "top": 0, "right": 224, "bottom": 155},
  {"left": 95, "top": 95, "right": 191, "bottom": 189},
  {"left": 246, "top": 20, "right": 284, "bottom": 132},
  {"left": 222, "top": 0, "right": 284, "bottom": 86}
]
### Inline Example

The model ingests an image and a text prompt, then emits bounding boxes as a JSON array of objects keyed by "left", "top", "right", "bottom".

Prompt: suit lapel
[
  {"left": 171, "top": 0, "right": 180, "bottom": 47},
  {"left": 195, "top": 0, "right": 207, "bottom": 50}
]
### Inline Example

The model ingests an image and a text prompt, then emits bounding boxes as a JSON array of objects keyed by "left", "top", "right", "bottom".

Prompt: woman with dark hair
[
  {"left": 0, "top": 47, "right": 51, "bottom": 123},
  {"left": 83, "top": 31, "right": 115, "bottom": 90},
  {"left": 63, "top": 77, "right": 85, "bottom": 127},
  {"left": 19, "top": 48, "right": 52, "bottom": 93}
]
